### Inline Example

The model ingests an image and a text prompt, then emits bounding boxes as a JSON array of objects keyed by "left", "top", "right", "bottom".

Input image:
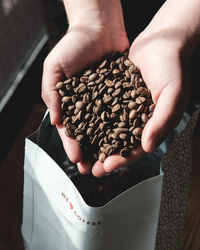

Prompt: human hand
[
  {"left": 42, "top": 0, "right": 200, "bottom": 178},
  {"left": 41, "top": 0, "right": 129, "bottom": 175},
  {"left": 92, "top": 0, "right": 200, "bottom": 177},
  {"left": 92, "top": 36, "right": 190, "bottom": 177}
]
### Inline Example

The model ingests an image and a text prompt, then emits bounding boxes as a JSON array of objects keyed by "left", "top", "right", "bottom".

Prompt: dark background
[{"left": 0, "top": 0, "right": 200, "bottom": 249}]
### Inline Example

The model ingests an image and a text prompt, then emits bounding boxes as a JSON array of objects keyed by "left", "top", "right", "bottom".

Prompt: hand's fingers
[
  {"left": 77, "top": 161, "right": 92, "bottom": 175},
  {"left": 92, "top": 161, "right": 106, "bottom": 178},
  {"left": 142, "top": 82, "right": 187, "bottom": 153},
  {"left": 56, "top": 124, "right": 82, "bottom": 163},
  {"left": 42, "top": 57, "right": 63, "bottom": 125},
  {"left": 103, "top": 146, "right": 145, "bottom": 173}
]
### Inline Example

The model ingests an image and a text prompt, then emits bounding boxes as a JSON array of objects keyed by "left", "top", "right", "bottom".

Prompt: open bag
[{"left": 21, "top": 109, "right": 200, "bottom": 250}]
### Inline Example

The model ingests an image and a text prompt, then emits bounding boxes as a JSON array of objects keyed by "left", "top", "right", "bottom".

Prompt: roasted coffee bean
[
  {"left": 114, "top": 127, "right": 129, "bottom": 135},
  {"left": 119, "top": 63, "right": 125, "bottom": 71},
  {"left": 86, "top": 127, "right": 93, "bottom": 136},
  {"left": 77, "top": 122, "right": 84, "bottom": 130},
  {"left": 98, "top": 122, "right": 105, "bottom": 131},
  {"left": 84, "top": 113, "right": 91, "bottom": 121},
  {"left": 128, "top": 101, "right": 137, "bottom": 110},
  {"left": 132, "top": 127, "right": 142, "bottom": 136},
  {"left": 135, "top": 79, "right": 143, "bottom": 89},
  {"left": 107, "top": 87, "right": 114, "bottom": 94},
  {"left": 130, "top": 135, "right": 135, "bottom": 144},
  {"left": 83, "top": 93, "right": 90, "bottom": 103},
  {"left": 125, "top": 70, "right": 131, "bottom": 78},
  {"left": 118, "top": 121, "right": 127, "bottom": 128},
  {"left": 112, "top": 104, "right": 121, "bottom": 113},
  {"left": 100, "top": 146, "right": 106, "bottom": 154},
  {"left": 94, "top": 117, "right": 101, "bottom": 126},
  {"left": 91, "top": 135, "right": 98, "bottom": 145},
  {"left": 74, "top": 108, "right": 79, "bottom": 116},
  {"left": 102, "top": 94, "right": 112, "bottom": 104},
  {"left": 105, "top": 79, "right": 114, "bottom": 87},
  {"left": 110, "top": 112, "right": 117, "bottom": 119},
  {"left": 84, "top": 69, "right": 93, "bottom": 76},
  {"left": 93, "top": 105, "right": 101, "bottom": 115},
  {"left": 148, "top": 112, "right": 153, "bottom": 118},
  {"left": 111, "top": 97, "right": 119, "bottom": 106},
  {"left": 123, "top": 92, "right": 131, "bottom": 99},
  {"left": 89, "top": 73, "right": 98, "bottom": 81},
  {"left": 99, "top": 68, "right": 107, "bottom": 74},
  {"left": 75, "top": 101, "right": 84, "bottom": 110},
  {"left": 115, "top": 81, "right": 123, "bottom": 89},
  {"left": 137, "top": 104, "right": 145, "bottom": 113},
  {"left": 120, "top": 148, "right": 130, "bottom": 157},
  {"left": 56, "top": 81, "right": 65, "bottom": 89},
  {"left": 99, "top": 59, "right": 107, "bottom": 68},
  {"left": 71, "top": 95, "right": 77, "bottom": 103},
  {"left": 130, "top": 89, "right": 137, "bottom": 99},
  {"left": 149, "top": 104, "right": 155, "bottom": 112},
  {"left": 57, "top": 50, "right": 155, "bottom": 164},
  {"left": 112, "top": 88, "right": 121, "bottom": 97},
  {"left": 62, "top": 96, "right": 71, "bottom": 103},
  {"left": 86, "top": 102, "right": 93, "bottom": 113},
  {"left": 136, "top": 87, "right": 148, "bottom": 96},
  {"left": 124, "top": 59, "right": 132, "bottom": 67},
  {"left": 100, "top": 111, "right": 107, "bottom": 121},
  {"left": 80, "top": 75, "right": 88, "bottom": 82},
  {"left": 112, "top": 69, "right": 121, "bottom": 75},
  {"left": 77, "top": 110, "right": 83, "bottom": 120},
  {"left": 94, "top": 127, "right": 100, "bottom": 135},
  {"left": 132, "top": 118, "right": 140, "bottom": 128},
  {"left": 65, "top": 128, "right": 73, "bottom": 137},
  {"left": 123, "top": 82, "right": 132, "bottom": 89},
  {"left": 129, "top": 110, "right": 137, "bottom": 120},
  {"left": 119, "top": 133, "right": 128, "bottom": 140},
  {"left": 76, "top": 83, "right": 87, "bottom": 93},
  {"left": 65, "top": 84, "right": 72, "bottom": 92},
  {"left": 136, "top": 96, "right": 146, "bottom": 104},
  {"left": 141, "top": 113, "right": 149, "bottom": 123},
  {"left": 76, "top": 134, "right": 84, "bottom": 142},
  {"left": 99, "top": 84, "right": 107, "bottom": 95},
  {"left": 63, "top": 117, "right": 70, "bottom": 126},
  {"left": 99, "top": 138, "right": 104, "bottom": 147},
  {"left": 92, "top": 91, "right": 98, "bottom": 100},
  {"left": 99, "top": 153, "right": 107, "bottom": 162},
  {"left": 105, "top": 145, "right": 114, "bottom": 156},
  {"left": 72, "top": 81, "right": 77, "bottom": 88},
  {"left": 97, "top": 75, "right": 105, "bottom": 84},
  {"left": 87, "top": 81, "right": 95, "bottom": 87},
  {"left": 58, "top": 89, "right": 66, "bottom": 97},
  {"left": 119, "top": 110, "right": 128, "bottom": 122}
]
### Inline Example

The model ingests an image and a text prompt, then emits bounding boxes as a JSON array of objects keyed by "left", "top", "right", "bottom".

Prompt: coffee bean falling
[{"left": 56, "top": 50, "right": 155, "bottom": 164}]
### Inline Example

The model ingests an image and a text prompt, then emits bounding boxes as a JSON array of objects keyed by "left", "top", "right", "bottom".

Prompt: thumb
[
  {"left": 42, "top": 57, "right": 63, "bottom": 125},
  {"left": 141, "top": 81, "right": 188, "bottom": 152}
]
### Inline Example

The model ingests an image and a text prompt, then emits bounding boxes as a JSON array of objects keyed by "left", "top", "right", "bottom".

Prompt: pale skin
[{"left": 42, "top": 0, "right": 200, "bottom": 177}]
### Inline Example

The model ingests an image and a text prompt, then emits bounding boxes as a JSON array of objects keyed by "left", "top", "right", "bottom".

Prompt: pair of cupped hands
[{"left": 42, "top": 1, "right": 193, "bottom": 178}]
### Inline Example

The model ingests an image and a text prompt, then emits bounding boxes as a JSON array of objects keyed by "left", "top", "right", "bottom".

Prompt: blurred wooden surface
[
  {"left": 0, "top": 102, "right": 200, "bottom": 250},
  {"left": 0, "top": 103, "right": 47, "bottom": 250}
]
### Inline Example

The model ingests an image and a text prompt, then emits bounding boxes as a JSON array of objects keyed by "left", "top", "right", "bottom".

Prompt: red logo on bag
[
  {"left": 61, "top": 191, "right": 101, "bottom": 226},
  {"left": 69, "top": 202, "right": 73, "bottom": 210}
]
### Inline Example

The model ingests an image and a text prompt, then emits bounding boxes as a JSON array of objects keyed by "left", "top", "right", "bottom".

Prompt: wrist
[
  {"left": 141, "top": 0, "right": 200, "bottom": 56},
  {"left": 63, "top": 0, "right": 123, "bottom": 27}
]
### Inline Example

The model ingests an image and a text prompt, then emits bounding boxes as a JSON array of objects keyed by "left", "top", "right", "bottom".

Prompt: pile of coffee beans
[
  {"left": 71, "top": 166, "right": 143, "bottom": 207},
  {"left": 56, "top": 50, "right": 155, "bottom": 164}
]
